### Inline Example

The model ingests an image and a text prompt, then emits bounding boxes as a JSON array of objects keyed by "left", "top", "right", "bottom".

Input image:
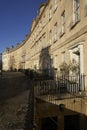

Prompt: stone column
[
  {"left": 78, "top": 44, "right": 84, "bottom": 75},
  {"left": 69, "top": 50, "right": 73, "bottom": 62},
  {"left": 78, "top": 44, "right": 84, "bottom": 90}
]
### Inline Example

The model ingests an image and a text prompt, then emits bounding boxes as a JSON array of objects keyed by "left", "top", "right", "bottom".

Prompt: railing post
[
  {"left": 79, "top": 74, "right": 81, "bottom": 91},
  {"left": 83, "top": 74, "right": 86, "bottom": 91},
  {"left": 81, "top": 74, "right": 86, "bottom": 91},
  {"left": 78, "top": 74, "right": 86, "bottom": 92}
]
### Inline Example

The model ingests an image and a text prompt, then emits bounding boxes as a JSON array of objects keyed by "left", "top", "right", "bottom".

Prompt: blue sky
[{"left": 0, "top": 0, "right": 46, "bottom": 53}]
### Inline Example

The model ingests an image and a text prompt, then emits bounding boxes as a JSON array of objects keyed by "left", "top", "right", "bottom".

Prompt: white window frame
[
  {"left": 73, "top": 0, "right": 80, "bottom": 22},
  {"left": 49, "top": 6, "right": 52, "bottom": 20},
  {"left": 49, "top": 30, "right": 52, "bottom": 45},
  {"left": 42, "top": 34, "right": 46, "bottom": 48},
  {"left": 54, "top": 55, "right": 58, "bottom": 69},
  {"left": 54, "top": 22, "right": 58, "bottom": 42},
  {"left": 61, "top": 11, "right": 65, "bottom": 33},
  {"left": 54, "top": 0, "right": 58, "bottom": 10},
  {"left": 62, "top": 52, "right": 66, "bottom": 63}
]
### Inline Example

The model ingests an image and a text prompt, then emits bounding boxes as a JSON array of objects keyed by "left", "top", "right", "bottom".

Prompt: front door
[{"left": 64, "top": 115, "right": 79, "bottom": 130}]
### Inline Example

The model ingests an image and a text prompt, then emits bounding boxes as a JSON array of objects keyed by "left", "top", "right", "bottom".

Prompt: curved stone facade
[{"left": 2, "top": 0, "right": 87, "bottom": 87}]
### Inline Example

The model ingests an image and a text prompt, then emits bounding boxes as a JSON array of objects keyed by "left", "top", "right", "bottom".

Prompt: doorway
[
  {"left": 42, "top": 116, "right": 57, "bottom": 130},
  {"left": 64, "top": 115, "right": 79, "bottom": 130}
]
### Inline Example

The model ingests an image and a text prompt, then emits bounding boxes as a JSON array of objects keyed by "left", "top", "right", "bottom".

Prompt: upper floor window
[
  {"left": 84, "top": 4, "right": 87, "bottom": 17},
  {"left": 61, "top": 11, "right": 65, "bottom": 34},
  {"left": 39, "top": 21, "right": 42, "bottom": 32},
  {"left": 54, "top": 55, "right": 58, "bottom": 69},
  {"left": 49, "top": 6, "right": 52, "bottom": 20},
  {"left": 69, "top": 0, "right": 80, "bottom": 29},
  {"left": 42, "top": 34, "right": 46, "bottom": 48},
  {"left": 54, "top": 22, "right": 58, "bottom": 42},
  {"left": 49, "top": 30, "right": 52, "bottom": 45},
  {"left": 73, "top": 0, "right": 80, "bottom": 22},
  {"left": 62, "top": 51, "right": 66, "bottom": 63},
  {"left": 43, "top": 14, "right": 46, "bottom": 26},
  {"left": 54, "top": 0, "right": 58, "bottom": 11}
]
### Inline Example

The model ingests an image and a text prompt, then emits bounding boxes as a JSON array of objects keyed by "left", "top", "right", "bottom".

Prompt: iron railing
[
  {"left": 23, "top": 75, "right": 85, "bottom": 130},
  {"left": 35, "top": 75, "right": 85, "bottom": 97}
]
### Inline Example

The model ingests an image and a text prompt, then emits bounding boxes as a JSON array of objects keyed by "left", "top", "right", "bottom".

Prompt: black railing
[
  {"left": 23, "top": 75, "right": 86, "bottom": 130},
  {"left": 35, "top": 75, "right": 85, "bottom": 97}
]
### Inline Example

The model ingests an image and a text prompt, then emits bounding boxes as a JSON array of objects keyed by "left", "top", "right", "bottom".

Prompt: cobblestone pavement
[{"left": 0, "top": 72, "right": 30, "bottom": 130}]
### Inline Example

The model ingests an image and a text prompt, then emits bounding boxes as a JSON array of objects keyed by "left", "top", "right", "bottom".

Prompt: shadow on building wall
[
  {"left": 39, "top": 46, "right": 54, "bottom": 79},
  {"left": 24, "top": 46, "right": 56, "bottom": 80}
]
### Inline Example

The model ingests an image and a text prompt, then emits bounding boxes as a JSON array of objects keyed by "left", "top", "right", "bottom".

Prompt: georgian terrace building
[{"left": 2, "top": 0, "right": 87, "bottom": 88}]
